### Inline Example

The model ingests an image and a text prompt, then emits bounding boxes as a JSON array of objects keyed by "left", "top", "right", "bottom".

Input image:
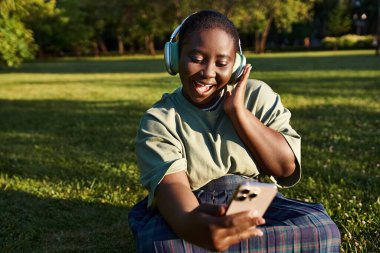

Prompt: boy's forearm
[
  {"left": 228, "top": 108, "right": 296, "bottom": 178},
  {"left": 155, "top": 172, "right": 199, "bottom": 237}
]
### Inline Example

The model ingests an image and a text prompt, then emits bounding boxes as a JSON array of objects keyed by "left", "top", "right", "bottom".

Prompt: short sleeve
[
  {"left": 135, "top": 111, "right": 186, "bottom": 206},
  {"left": 245, "top": 80, "right": 301, "bottom": 187}
]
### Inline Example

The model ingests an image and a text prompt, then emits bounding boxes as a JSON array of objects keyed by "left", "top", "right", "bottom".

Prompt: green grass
[{"left": 0, "top": 50, "right": 379, "bottom": 252}]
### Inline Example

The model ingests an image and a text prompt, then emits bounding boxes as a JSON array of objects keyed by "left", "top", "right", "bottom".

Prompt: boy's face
[{"left": 179, "top": 28, "right": 235, "bottom": 108}]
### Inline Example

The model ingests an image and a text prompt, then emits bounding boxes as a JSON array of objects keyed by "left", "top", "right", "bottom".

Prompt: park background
[{"left": 0, "top": 0, "right": 379, "bottom": 252}]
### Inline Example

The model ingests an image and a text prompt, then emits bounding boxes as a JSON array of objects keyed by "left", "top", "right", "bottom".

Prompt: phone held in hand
[{"left": 225, "top": 182, "right": 278, "bottom": 216}]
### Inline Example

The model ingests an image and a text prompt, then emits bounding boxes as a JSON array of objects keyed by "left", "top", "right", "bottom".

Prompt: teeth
[
  {"left": 196, "top": 82, "right": 213, "bottom": 87},
  {"left": 193, "top": 81, "right": 214, "bottom": 94}
]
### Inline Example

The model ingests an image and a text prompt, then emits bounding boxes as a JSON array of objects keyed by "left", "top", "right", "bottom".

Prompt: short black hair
[{"left": 178, "top": 10, "right": 240, "bottom": 54}]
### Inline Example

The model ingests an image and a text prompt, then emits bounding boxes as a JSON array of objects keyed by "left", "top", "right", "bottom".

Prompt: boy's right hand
[
  {"left": 156, "top": 172, "right": 265, "bottom": 252},
  {"left": 180, "top": 203, "right": 265, "bottom": 252}
]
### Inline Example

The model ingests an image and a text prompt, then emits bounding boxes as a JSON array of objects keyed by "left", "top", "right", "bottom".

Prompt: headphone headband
[
  {"left": 169, "top": 13, "right": 195, "bottom": 42},
  {"left": 169, "top": 13, "right": 243, "bottom": 54}
]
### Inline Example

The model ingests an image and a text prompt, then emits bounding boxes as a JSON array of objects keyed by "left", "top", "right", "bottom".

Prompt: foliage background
[{"left": 0, "top": 0, "right": 379, "bottom": 67}]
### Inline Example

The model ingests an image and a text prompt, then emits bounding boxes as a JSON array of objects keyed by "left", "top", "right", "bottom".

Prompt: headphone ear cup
[
  {"left": 230, "top": 53, "right": 246, "bottom": 84},
  {"left": 164, "top": 42, "right": 179, "bottom": 75}
]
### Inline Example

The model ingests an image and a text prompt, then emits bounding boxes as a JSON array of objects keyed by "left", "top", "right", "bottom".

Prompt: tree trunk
[
  {"left": 224, "top": 0, "right": 237, "bottom": 17},
  {"left": 255, "top": 31, "right": 261, "bottom": 54},
  {"left": 75, "top": 46, "right": 82, "bottom": 57},
  {"left": 38, "top": 49, "right": 45, "bottom": 58},
  {"left": 377, "top": 0, "right": 380, "bottom": 56},
  {"left": 259, "top": 15, "right": 274, "bottom": 54},
  {"left": 145, "top": 34, "right": 156, "bottom": 55},
  {"left": 117, "top": 35, "right": 124, "bottom": 55},
  {"left": 92, "top": 41, "right": 99, "bottom": 57},
  {"left": 173, "top": 0, "right": 182, "bottom": 23},
  {"left": 98, "top": 39, "right": 108, "bottom": 53},
  {"left": 333, "top": 42, "right": 338, "bottom": 51},
  {"left": 129, "top": 45, "right": 135, "bottom": 53}
]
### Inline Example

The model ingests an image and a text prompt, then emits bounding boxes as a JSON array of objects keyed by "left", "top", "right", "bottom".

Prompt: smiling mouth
[{"left": 193, "top": 81, "right": 216, "bottom": 95}]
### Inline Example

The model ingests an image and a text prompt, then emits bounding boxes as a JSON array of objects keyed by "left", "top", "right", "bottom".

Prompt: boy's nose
[{"left": 201, "top": 62, "right": 216, "bottom": 78}]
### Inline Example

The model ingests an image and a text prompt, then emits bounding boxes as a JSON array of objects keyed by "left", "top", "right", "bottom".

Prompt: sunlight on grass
[
  {"left": 0, "top": 50, "right": 379, "bottom": 252},
  {"left": 0, "top": 73, "right": 179, "bottom": 102},
  {"left": 246, "top": 49, "right": 376, "bottom": 58}
]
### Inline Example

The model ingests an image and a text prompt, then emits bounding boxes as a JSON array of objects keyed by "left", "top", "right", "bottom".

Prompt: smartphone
[{"left": 225, "top": 182, "right": 277, "bottom": 216}]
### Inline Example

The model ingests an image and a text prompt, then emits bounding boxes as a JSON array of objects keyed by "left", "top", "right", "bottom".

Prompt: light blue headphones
[{"left": 164, "top": 13, "right": 247, "bottom": 84}]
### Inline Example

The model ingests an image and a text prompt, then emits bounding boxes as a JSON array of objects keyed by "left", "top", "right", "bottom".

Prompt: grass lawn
[{"left": 0, "top": 50, "right": 379, "bottom": 252}]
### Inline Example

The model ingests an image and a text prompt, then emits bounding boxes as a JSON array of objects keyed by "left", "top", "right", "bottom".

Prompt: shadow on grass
[
  {"left": 0, "top": 189, "right": 135, "bottom": 253},
  {"left": 0, "top": 99, "right": 148, "bottom": 252},
  {"left": 0, "top": 53, "right": 379, "bottom": 74},
  {"left": 289, "top": 103, "right": 379, "bottom": 196},
  {"left": 0, "top": 98, "right": 149, "bottom": 189}
]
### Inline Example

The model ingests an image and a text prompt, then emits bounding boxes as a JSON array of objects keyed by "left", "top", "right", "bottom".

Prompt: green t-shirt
[{"left": 135, "top": 79, "right": 301, "bottom": 206}]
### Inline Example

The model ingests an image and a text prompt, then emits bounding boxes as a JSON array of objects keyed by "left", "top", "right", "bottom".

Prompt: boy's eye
[
  {"left": 190, "top": 56, "right": 202, "bottom": 63},
  {"left": 188, "top": 55, "right": 230, "bottom": 67},
  {"left": 216, "top": 61, "right": 228, "bottom": 67}
]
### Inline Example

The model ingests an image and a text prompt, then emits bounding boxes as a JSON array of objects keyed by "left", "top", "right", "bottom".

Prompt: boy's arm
[
  {"left": 224, "top": 65, "right": 297, "bottom": 179},
  {"left": 155, "top": 171, "right": 265, "bottom": 252}
]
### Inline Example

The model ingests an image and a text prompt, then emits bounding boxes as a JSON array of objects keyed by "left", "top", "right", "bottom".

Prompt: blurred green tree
[
  {"left": 0, "top": 0, "right": 37, "bottom": 67},
  {"left": 39, "top": 0, "right": 94, "bottom": 56},
  {"left": 132, "top": 1, "right": 177, "bottom": 55},
  {"left": 231, "top": 0, "right": 315, "bottom": 53},
  {"left": 326, "top": 0, "right": 352, "bottom": 36},
  {"left": 79, "top": 0, "right": 134, "bottom": 56},
  {"left": 6, "top": 0, "right": 360, "bottom": 61}
]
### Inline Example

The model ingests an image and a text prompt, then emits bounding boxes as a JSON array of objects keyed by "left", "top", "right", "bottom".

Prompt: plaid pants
[{"left": 128, "top": 175, "right": 341, "bottom": 252}]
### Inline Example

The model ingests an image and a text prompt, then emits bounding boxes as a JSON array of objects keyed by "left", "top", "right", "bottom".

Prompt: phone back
[{"left": 226, "top": 182, "right": 277, "bottom": 216}]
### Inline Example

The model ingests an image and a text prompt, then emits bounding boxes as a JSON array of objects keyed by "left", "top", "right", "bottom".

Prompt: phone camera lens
[
  {"left": 249, "top": 192, "right": 258, "bottom": 199},
  {"left": 237, "top": 195, "right": 247, "bottom": 201},
  {"left": 240, "top": 188, "right": 250, "bottom": 194}
]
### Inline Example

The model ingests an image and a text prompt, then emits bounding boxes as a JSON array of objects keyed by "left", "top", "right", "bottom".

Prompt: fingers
[
  {"left": 222, "top": 225, "right": 264, "bottom": 247},
  {"left": 235, "top": 64, "right": 252, "bottom": 88},
  {"left": 196, "top": 210, "right": 265, "bottom": 251},
  {"left": 250, "top": 214, "right": 266, "bottom": 226},
  {"left": 222, "top": 210, "right": 265, "bottom": 229},
  {"left": 218, "top": 212, "right": 266, "bottom": 244},
  {"left": 240, "top": 226, "right": 264, "bottom": 239},
  {"left": 241, "top": 227, "right": 264, "bottom": 240}
]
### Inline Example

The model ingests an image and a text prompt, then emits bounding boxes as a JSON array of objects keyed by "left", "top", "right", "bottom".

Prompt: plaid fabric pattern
[{"left": 128, "top": 175, "right": 341, "bottom": 252}]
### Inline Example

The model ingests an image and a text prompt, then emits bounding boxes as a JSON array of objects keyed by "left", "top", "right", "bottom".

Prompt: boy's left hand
[{"left": 224, "top": 64, "right": 252, "bottom": 116}]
